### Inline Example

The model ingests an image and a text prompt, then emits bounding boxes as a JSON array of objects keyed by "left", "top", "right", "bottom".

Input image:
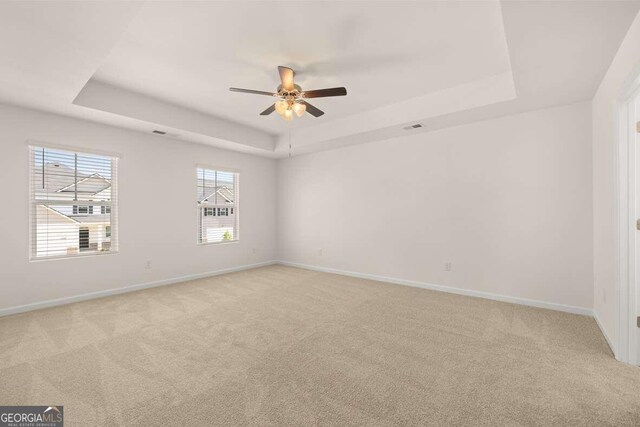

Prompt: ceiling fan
[{"left": 229, "top": 66, "right": 347, "bottom": 121}]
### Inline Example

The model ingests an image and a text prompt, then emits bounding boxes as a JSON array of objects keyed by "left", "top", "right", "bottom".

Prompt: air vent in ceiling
[
  {"left": 402, "top": 123, "right": 423, "bottom": 130},
  {"left": 152, "top": 130, "right": 166, "bottom": 135}
]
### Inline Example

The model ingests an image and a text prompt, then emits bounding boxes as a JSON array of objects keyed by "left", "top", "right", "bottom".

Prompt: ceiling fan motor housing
[{"left": 277, "top": 84, "right": 303, "bottom": 99}]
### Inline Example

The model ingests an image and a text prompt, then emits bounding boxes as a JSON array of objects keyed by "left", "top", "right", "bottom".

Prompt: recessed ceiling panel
[{"left": 91, "top": 1, "right": 513, "bottom": 135}]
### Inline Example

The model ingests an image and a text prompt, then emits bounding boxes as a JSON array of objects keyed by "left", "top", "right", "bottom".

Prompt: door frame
[{"left": 617, "top": 73, "right": 640, "bottom": 365}]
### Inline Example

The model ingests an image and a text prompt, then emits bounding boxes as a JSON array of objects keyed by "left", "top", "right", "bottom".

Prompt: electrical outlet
[
  {"left": 318, "top": 249, "right": 323, "bottom": 256},
  {"left": 252, "top": 248, "right": 257, "bottom": 254},
  {"left": 145, "top": 260, "right": 152, "bottom": 269},
  {"left": 444, "top": 262, "right": 452, "bottom": 272}
]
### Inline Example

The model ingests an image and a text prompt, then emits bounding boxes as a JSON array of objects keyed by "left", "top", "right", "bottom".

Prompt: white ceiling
[
  {"left": 0, "top": 1, "right": 141, "bottom": 107},
  {"left": 0, "top": 1, "right": 638, "bottom": 157},
  {"left": 91, "top": 1, "right": 512, "bottom": 135}
]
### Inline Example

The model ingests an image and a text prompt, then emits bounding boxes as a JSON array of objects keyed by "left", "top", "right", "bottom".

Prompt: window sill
[
  {"left": 29, "top": 250, "right": 119, "bottom": 263},
  {"left": 198, "top": 240, "right": 239, "bottom": 246}
]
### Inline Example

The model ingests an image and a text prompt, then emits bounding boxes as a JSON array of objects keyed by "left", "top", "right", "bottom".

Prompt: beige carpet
[{"left": 1, "top": 265, "right": 639, "bottom": 425}]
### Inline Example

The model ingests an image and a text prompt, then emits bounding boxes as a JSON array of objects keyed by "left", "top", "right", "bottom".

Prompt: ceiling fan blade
[
  {"left": 303, "top": 87, "right": 347, "bottom": 98},
  {"left": 301, "top": 100, "right": 324, "bottom": 117},
  {"left": 229, "top": 87, "right": 276, "bottom": 96},
  {"left": 278, "top": 66, "right": 295, "bottom": 91},
  {"left": 260, "top": 104, "right": 276, "bottom": 116}
]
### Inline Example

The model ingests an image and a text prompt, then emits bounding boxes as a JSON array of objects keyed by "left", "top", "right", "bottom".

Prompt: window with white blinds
[
  {"left": 29, "top": 145, "right": 118, "bottom": 259},
  {"left": 197, "top": 167, "right": 238, "bottom": 244}
]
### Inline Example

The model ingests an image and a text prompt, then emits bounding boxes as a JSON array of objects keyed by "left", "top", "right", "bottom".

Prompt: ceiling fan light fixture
[
  {"left": 275, "top": 100, "right": 288, "bottom": 115},
  {"left": 293, "top": 102, "right": 306, "bottom": 117},
  {"left": 283, "top": 109, "right": 293, "bottom": 121}
]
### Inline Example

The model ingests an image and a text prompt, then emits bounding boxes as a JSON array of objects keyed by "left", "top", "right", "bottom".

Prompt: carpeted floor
[{"left": 1, "top": 265, "right": 639, "bottom": 425}]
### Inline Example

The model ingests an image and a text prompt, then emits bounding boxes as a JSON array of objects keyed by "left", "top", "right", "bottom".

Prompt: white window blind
[
  {"left": 197, "top": 167, "right": 238, "bottom": 244},
  {"left": 30, "top": 146, "right": 118, "bottom": 259}
]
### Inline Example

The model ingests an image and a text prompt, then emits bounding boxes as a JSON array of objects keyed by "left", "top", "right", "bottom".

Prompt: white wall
[
  {"left": 278, "top": 102, "right": 593, "bottom": 310},
  {"left": 592, "top": 13, "right": 640, "bottom": 353},
  {"left": 0, "top": 103, "right": 277, "bottom": 311},
  {"left": 0, "top": 98, "right": 599, "bottom": 316}
]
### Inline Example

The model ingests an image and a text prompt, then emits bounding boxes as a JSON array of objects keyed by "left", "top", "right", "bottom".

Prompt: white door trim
[{"left": 616, "top": 73, "right": 640, "bottom": 365}]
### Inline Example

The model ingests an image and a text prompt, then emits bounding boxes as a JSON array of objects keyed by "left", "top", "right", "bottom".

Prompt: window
[
  {"left": 73, "top": 205, "right": 93, "bottom": 215},
  {"left": 197, "top": 167, "right": 238, "bottom": 244},
  {"left": 30, "top": 146, "right": 118, "bottom": 259},
  {"left": 79, "top": 227, "right": 90, "bottom": 251}
]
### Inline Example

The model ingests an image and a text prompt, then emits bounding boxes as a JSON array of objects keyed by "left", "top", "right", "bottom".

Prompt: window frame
[
  {"left": 28, "top": 142, "right": 120, "bottom": 261},
  {"left": 196, "top": 165, "right": 239, "bottom": 245}
]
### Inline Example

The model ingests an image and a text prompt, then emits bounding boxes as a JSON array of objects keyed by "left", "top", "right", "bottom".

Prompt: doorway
[
  {"left": 618, "top": 81, "right": 640, "bottom": 366},
  {"left": 634, "top": 94, "right": 640, "bottom": 366}
]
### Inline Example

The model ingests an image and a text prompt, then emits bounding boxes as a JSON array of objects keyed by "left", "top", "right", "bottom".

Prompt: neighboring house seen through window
[
  {"left": 197, "top": 167, "right": 238, "bottom": 244},
  {"left": 30, "top": 145, "right": 118, "bottom": 259}
]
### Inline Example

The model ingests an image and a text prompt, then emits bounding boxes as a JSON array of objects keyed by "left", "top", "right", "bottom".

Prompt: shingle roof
[
  {"left": 198, "top": 185, "right": 235, "bottom": 204},
  {"left": 35, "top": 162, "right": 111, "bottom": 197}
]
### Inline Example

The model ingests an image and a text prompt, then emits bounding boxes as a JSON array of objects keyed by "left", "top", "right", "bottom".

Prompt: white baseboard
[
  {"left": 593, "top": 310, "right": 617, "bottom": 359},
  {"left": 0, "top": 259, "right": 596, "bottom": 324},
  {"left": 277, "top": 260, "right": 593, "bottom": 316},
  {"left": 0, "top": 261, "right": 277, "bottom": 317}
]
